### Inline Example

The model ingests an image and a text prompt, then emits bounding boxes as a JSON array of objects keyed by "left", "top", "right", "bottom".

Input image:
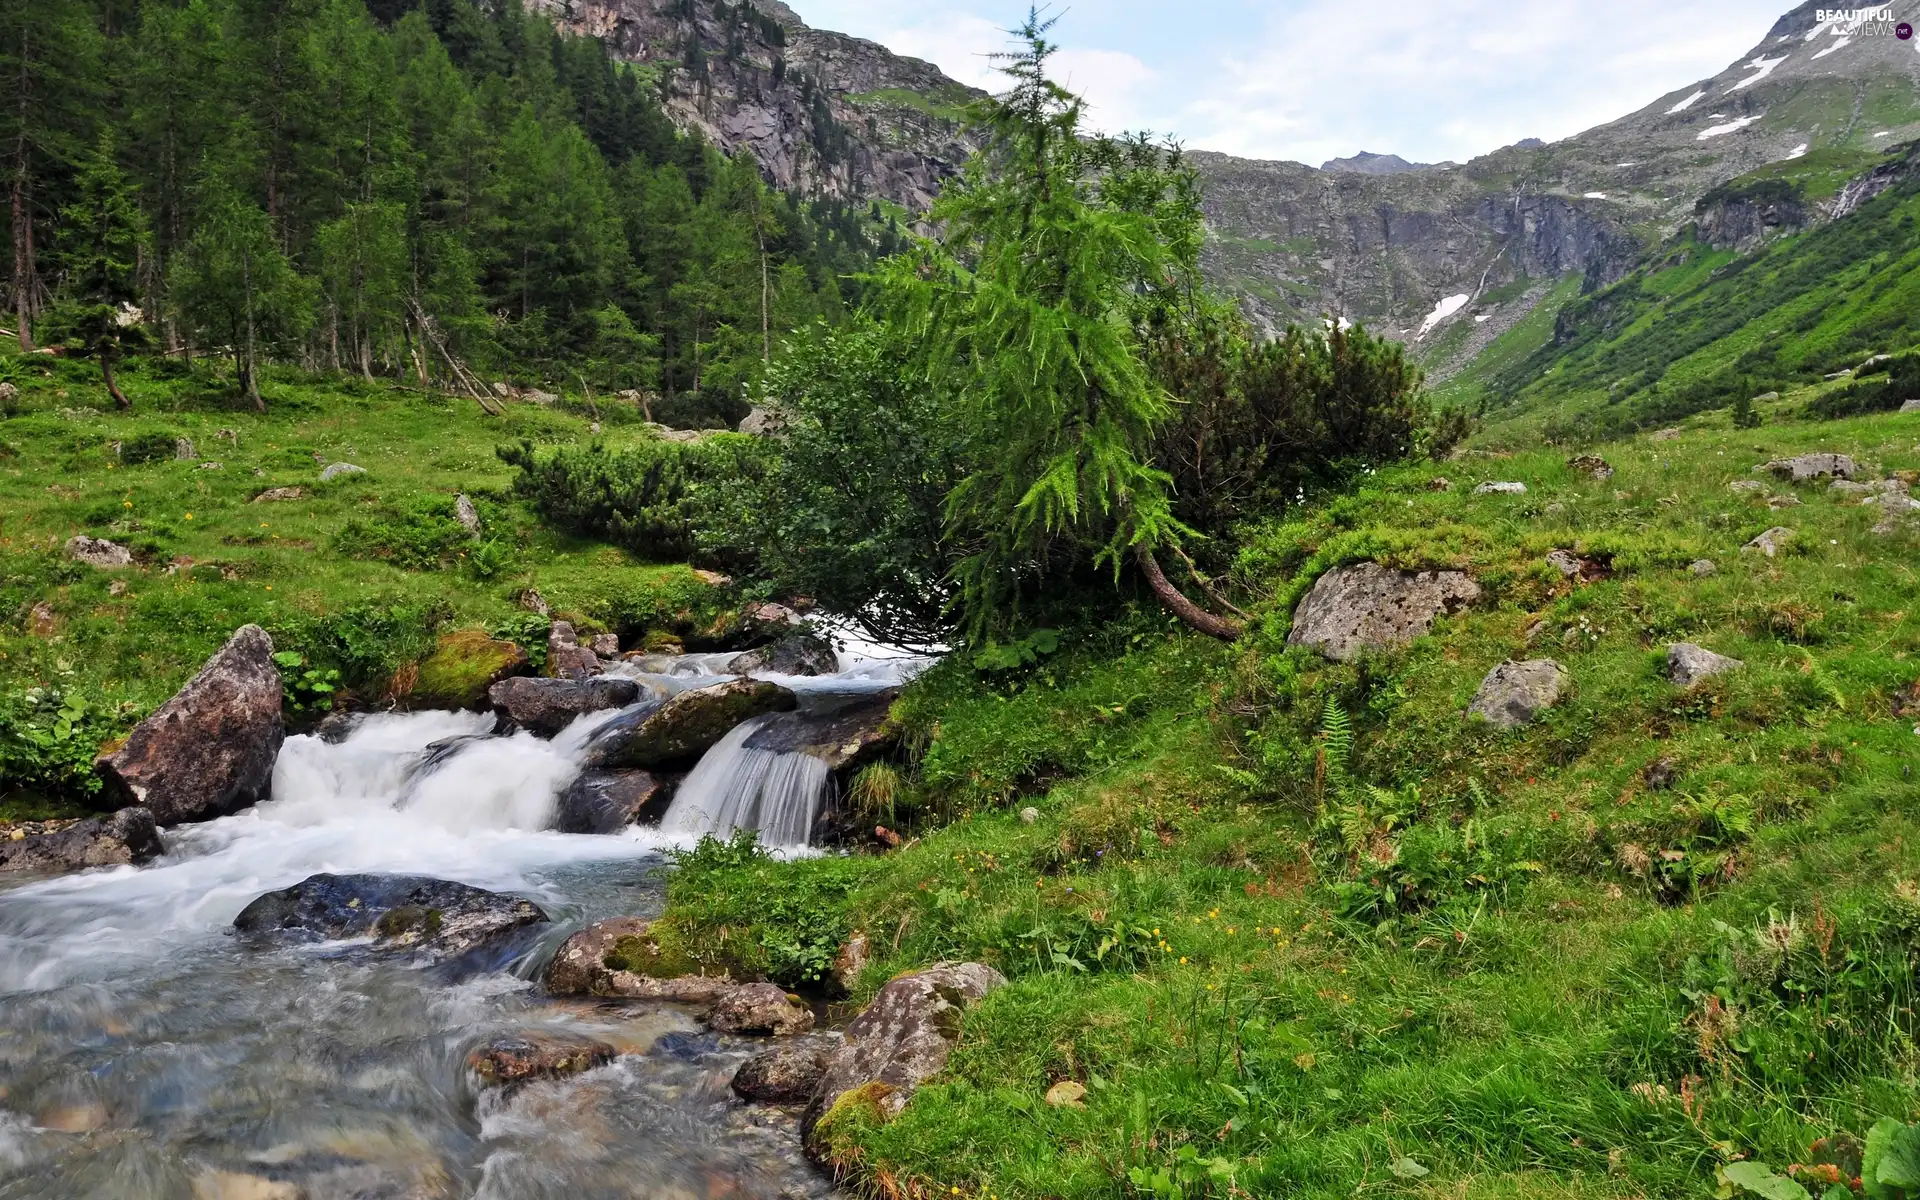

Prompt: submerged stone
[{"left": 467, "top": 1031, "right": 615, "bottom": 1089}]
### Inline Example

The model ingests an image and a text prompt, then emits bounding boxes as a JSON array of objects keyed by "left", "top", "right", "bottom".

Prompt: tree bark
[
  {"left": 103, "top": 352, "right": 130, "bottom": 410},
  {"left": 1135, "top": 544, "right": 1243, "bottom": 640}
]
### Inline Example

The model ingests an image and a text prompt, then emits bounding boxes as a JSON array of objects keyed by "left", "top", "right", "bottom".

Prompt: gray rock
[
  {"left": 1829, "top": 479, "right": 1876, "bottom": 497},
  {"left": 802, "top": 962, "right": 1006, "bottom": 1152},
  {"left": 1728, "top": 479, "right": 1768, "bottom": 493},
  {"left": 453, "top": 493, "right": 481, "bottom": 535},
  {"left": 174, "top": 436, "right": 196, "bottom": 461},
  {"left": 1668, "top": 643, "right": 1744, "bottom": 687},
  {"left": 95, "top": 625, "right": 285, "bottom": 825},
  {"left": 555, "top": 769, "right": 668, "bottom": 834},
  {"left": 738, "top": 405, "right": 788, "bottom": 436},
  {"left": 66, "top": 535, "right": 132, "bottom": 568},
  {"left": 1764, "top": 453, "right": 1855, "bottom": 483},
  {"left": 1644, "top": 757, "right": 1678, "bottom": 790},
  {"left": 1742, "top": 526, "right": 1796, "bottom": 557},
  {"left": 318, "top": 462, "right": 365, "bottom": 482},
  {"left": 1768, "top": 494, "right": 1803, "bottom": 509},
  {"left": 732, "top": 1044, "right": 828, "bottom": 1103},
  {"left": 1474, "top": 480, "right": 1527, "bottom": 495},
  {"left": 1019, "top": 806, "right": 1039, "bottom": 825},
  {"left": 234, "top": 872, "right": 549, "bottom": 961},
  {"left": 544, "top": 916, "right": 740, "bottom": 1002},
  {"left": 522, "top": 389, "right": 559, "bottom": 406},
  {"left": 588, "top": 632, "right": 621, "bottom": 658},
  {"left": 1545, "top": 549, "right": 1582, "bottom": 578},
  {"left": 710, "top": 983, "right": 815, "bottom": 1036},
  {"left": 1900, "top": 399, "right": 1920, "bottom": 414},
  {"left": 1467, "top": 659, "right": 1569, "bottom": 730},
  {"left": 1566, "top": 454, "right": 1614, "bottom": 480},
  {"left": 741, "top": 694, "right": 898, "bottom": 771},
  {"left": 1648, "top": 428, "right": 1682, "bottom": 441},
  {"left": 546, "top": 620, "right": 601, "bottom": 680},
  {"left": 0, "top": 808, "right": 162, "bottom": 875},
  {"left": 1286, "top": 562, "right": 1481, "bottom": 662},
  {"left": 728, "top": 632, "right": 839, "bottom": 677},
  {"left": 468, "top": 1031, "right": 615, "bottom": 1090},
  {"left": 251, "top": 486, "right": 304, "bottom": 503},
  {"left": 1690, "top": 559, "right": 1718, "bottom": 577},
  {"left": 584, "top": 678, "right": 796, "bottom": 769},
  {"left": 489, "top": 675, "right": 640, "bottom": 737}
]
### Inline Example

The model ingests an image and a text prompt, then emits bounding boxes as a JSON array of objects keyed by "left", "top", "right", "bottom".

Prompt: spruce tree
[{"left": 52, "top": 132, "right": 151, "bottom": 408}]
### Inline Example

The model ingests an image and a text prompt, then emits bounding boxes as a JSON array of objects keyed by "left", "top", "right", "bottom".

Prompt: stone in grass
[
  {"left": 1742, "top": 527, "right": 1796, "bottom": 557},
  {"left": 1728, "top": 480, "right": 1768, "bottom": 493},
  {"left": 405, "top": 629, "right": 531, "bottom": 712},
  {"left": 66, "top": 535, "right": 133, "bottom": 568},
  {"left": 1044, "top": 1080, "right": 1088, "bottom": 1108},
  {"left": 1901, "top": 398, "right": 1920, "bottom": 414},
  {"left": 1764, "top": 453, "right": 1856, "bottom": 484},
  {"left": 1690, "top": 560, "right": 1717, "bottom": 577},
  {"left": 1566, "top": 454, "right": 1614, "bottom": 480},
  {"left": 731, "top": 1044, "right": 828, "bottom": 1103},
  {"left": 454, "top": 493, "right": 481, "bottom": 535},
  {"left": 467, "top": 1031, "right": 615, "bottom": 1089},
  {"left": 1467, "top": 659, "right": 1569, "bottom": 730},
  {"left": 1474, "top": 480, "right": 1527, "bottom": 495},
  {"left": 251, "top": 486, "right": 304, "bottom": 503},
  {"left": 708, "top": 982, "right": 814, "bottom": 1036},
  {"left": 1286, "top": 563, "right": 1481, "bottom": 663},
  {"left": 318, "top": 462, "right": 365, "bottom": 482},
  {"left": 1668, "top": 643, "right": 1743, "bottom": 687}
]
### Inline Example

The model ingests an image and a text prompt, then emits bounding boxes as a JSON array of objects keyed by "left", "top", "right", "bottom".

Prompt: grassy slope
[
  {"left": 665, "top": 408, "right": 1920, "bottom": 1198},
  {"left": 0, "top": 353, "right": 720, "bottom": 814}
]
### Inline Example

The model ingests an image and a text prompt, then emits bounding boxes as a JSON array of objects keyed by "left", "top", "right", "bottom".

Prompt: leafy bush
[
  {"left": 119, "top": 430, "right": 179, "bottom": 464},
  {"left": 0, "top": 685, "right": 114, "bottom": 804},
  {"left": 270, "top": 598, "right": 449, "bottom": 692}
]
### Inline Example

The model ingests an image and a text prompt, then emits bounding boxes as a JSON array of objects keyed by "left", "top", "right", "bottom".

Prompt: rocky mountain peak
[{"left": 1320, "top": 151, "right": 1430, "bottom": 175}]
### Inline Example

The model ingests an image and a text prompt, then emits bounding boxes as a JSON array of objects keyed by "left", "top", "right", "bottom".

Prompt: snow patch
[
  {"left": 1785, "top": 143, "right": 1809, "bottom": 160},
  {"left": 1583, "top": 191, "right": 1607, "bottom": 199},
  {"left": 1731, "top": 56, "right": 1788, "bottom": 91},
  {"left": 1416, "top": 294, "right": 1470, "bottom": 340},
  {"left": 1812, "top": 36, "right": 1851, "bottom": 59},
  {"left": 1875, "top": 130, "right": 1891, "bottom": 137},
  {"left": 1698, "top": 115, "right": 1762, "bottom": 141},
  {"left": 1616, "top": 162, "right": 1638, "bottom": 168},
  {"left": 1667, "top": 90, "right": 1707, "bottom": 114},
  {"left": 1474, "top": 314, "right": 1492, "bottom": 323}
]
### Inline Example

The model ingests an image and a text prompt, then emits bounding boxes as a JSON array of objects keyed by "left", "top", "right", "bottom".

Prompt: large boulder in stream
[
  {"left": 583, "top": 678, "right": 796, "bottom": 770},
  {"left": 1286, "top": 563, "right": 1481, "bottom": 662},
  {"left": 554, "top": 769, "right": 669, "bottom": 833},
  {"left": 95, "top": 625, "right": 285, "bottom": 825},
  {"left": 727, "top": 633, "right": 838, "bottom": 677},
  {"left": 544, "top": 916, "right": 741, "bottom": 1003},
  {"left": 0, "top": 808, "right": 162, "bottom": 874},
  {"left": 490, "top": 675, "right": 641, "bottom": 737},
  {"left": 802, "top": 962, "right": 1005, "bottom": 1156},
  {"left": 742, "top": 693, "right": 899, "bottom": 771},
  {"left": 233, "top": 873, "right": 549, "bottom": 961},
  {"left": 732, "top": 1043, "right": 829, "bottom": 1103},
  {"left": 467, "top": 1031, "right": 616, "bottom": 1089},
  {"left": 402, "top": 629, "right": 530, "bottom": 711}
]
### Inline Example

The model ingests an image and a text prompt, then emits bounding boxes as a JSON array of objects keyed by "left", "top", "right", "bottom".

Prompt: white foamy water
[{"left": 659, "top": 715, "right": 833, "bottom": 847}]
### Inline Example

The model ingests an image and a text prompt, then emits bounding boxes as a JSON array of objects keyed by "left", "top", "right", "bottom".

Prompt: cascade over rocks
[
  {"left": 732, "top": 1044, "right": 829, "bottom": 1103},
  {"left": 584, "top": 678, "right": 796, "bottom": 769},
  {"left": 554, "top": 769, "right": 668, "bottom": 834},
  {"left": 801, "top": 962, "right": 1005, "bottom": 1152},
  {"left": 233, "top": 873, "right": 549, "bottom": 961},
  {"left": 0, "top": 808, "right": 162, "bottom": 874},
  {"left": 489, "top": 675, "right": 641, "bottom": 737},
  {"left": 741, "top": 693, "right": 899, "bottom": 771},
  {"left": 1287, "top": 563, "right": 1481, "bottom": 662},
  {"left": 727, "top": 632, "right": 838, "bottom": 677},
  {"left": 96, "top": 625, "right": 285, "bottom": 825},
  {"left": 709, "top": 982, "right": 815, "bottom": 1036},
  {"left": 1468, "top": 659, "right": 1569, "bottom": 729}
]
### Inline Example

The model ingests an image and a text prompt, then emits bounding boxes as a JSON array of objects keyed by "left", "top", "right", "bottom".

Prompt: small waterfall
[{"left": 658, "top": 715, "right": 832, "bottom": 848}]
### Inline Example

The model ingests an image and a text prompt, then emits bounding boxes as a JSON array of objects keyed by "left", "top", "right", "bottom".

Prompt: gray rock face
[
  {"left": 1765, "top": 453, "right": 1856, "bottom": 483},
  {"left": 584, "top": 678, "right": 797, "bottom": 769},
  {"left": 743, "top": 694, "right": 898, "bottom": 771},
  {"left": 318, "top": 462, "right": 365, "bottom": 482},
  {"left": 1474, "top": 480, "right": 1528, "bottom": 494},
  {"left": 709, "top": 983, "right": 815, "bottom": 1036},
  {"left": 1668, "top": 643, "right": 1744, "bottom": 687},
  {"left": 0, "top": 808, "right": 162, "bottom": 875},
  {"left": 233, "top": 873, "right": 549, "bottom": 961},
  {"left": 738, "top": 405, "right": 788, "bottom": 436},
  {"left": 588, "top": 632, "right": 621, "bottom": 658},
  {"left": 467, "top": 1032, "right": 615, "bottom": 1089},
  {"left": 1742, "top": 526, "right": 1796, "bottom": 557},
  {"left": 66, "top": 535, "right": 132, "bottom": 568},
  {"left": 546, "top": 620, "right": 601, "bottom": 680},
  {"left": 1690, "top": 559, "right": 1718, "bottom": 577},
  {"left": 489, "top": 676, "right": 640, "bottom": 737},
  {"left": 554, "top": 769, "right": 667, "bottom": 834},
  {"left": 96, "top": 625, "right": 285, "bottom": 825},
  {"left": 453, "top": 493, "right": 481, "bottom": 535},
  {"left": 1467, "top": 659, "right": 1569, "bottom": 729},
  {"left": 544, "top": 916, "right": 740, "bottom": 1002},
  {"left": 732, "top": 1044, "right": 829, "bottom": 1103},
  {"left": 727, "top": 632, "right": 839, "bottom": 677},
  {"left": 802, "top": 962, "right": 1005, "bottom": 1149},
  {"left": 1287, "top": 563, "right": 1481, "bottom": 662},
  {"left": 251, "top": 486, "right": 304, "bottom": 503},
  {"left": 1567, "top": 454, "right": 1614, "bottom": 480},
  {"left": 1901, "top": 399, "right": 1920, "bottom": 414}
]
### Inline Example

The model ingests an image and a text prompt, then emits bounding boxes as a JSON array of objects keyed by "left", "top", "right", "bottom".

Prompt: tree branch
[{"left": 1135, "top": 544, "right": 1242, "bottom": 640}]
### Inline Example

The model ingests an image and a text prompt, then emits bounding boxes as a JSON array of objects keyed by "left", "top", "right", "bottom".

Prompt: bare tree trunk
[
  {"left": 242, "top": 249, "right": 264, "bottom": 412},
  {"left": 103, "top": 353, "right": 130, "bottom": 410},
  {"left": 1134, "top": 544, "right": 1242, "bottom": 640},
  {"left": 359, "top": 323, "right": 373, "bottom": 381}
]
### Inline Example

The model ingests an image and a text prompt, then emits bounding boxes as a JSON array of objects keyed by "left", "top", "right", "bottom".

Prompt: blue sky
[{"left": 791, "top": 0, "right": 1799, "bottom": 166}]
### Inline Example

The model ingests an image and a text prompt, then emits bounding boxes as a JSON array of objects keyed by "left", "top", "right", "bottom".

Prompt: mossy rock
[
  {"left": 805, "top": 1080, "right": 896, "bottom": 1167},
  {"left": 403, "top": 628, "right": 530, "bottom": 711}
]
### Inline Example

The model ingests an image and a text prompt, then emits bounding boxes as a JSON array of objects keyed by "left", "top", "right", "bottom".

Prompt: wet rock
[
  {"left": 732, "top": 1044, "right": 828, "bottom": 1103},
  {"left": 312, "top": 711, "right": 363, "bottom": 743},
  {"left": 1467, "top": 659, "right": 1569, "bottom": 730},
  {"left": 0, "top": 807, "right": 162, "bottom": 874},
  {"left": 489, "top": 676, "right": 640, "bottom": 737},
  {"left": 710, "top": 983, "right": 815, "bottom": 1036},
  {"left": 66, "top": 535, "right": 132, "bottom": 568},
  {"left": 234, "top": 872, "right": 548, "bottom": 960},
  {"left": 39, "top": 1101, "right": 109, "bottom": 1134},
  {"left": 544, "top": 917, "right": 739, "bottom": 1002},
  {"left": 1742, "top": 526, "right": 1796, "bottom": 557},
  {"left": 1566, "top": 454, "right": 1614, "bottom": 480},
  {"left": 96, "top": 624, "right": 285, "bottom": 825},
  {"left": 741, "top": 601, "right": 804, "bottom": 632},
  {"left": 1286, "top": 562, "right": 1481, "bottom": 662},
  {"left": 741, "top": 693, "right": 897, "bottom": 770},
  {"left": 250, "top": 486, "right": 304, "bottom": 503},
  {"left": 802, "top": 962, "right": 1006, "bottom": 1151},
  {"left": 727, "top": 632, "right": 838, "bottom": 677},
  {"left": 546, "top": 620, "right": 601, "bottom": 680},
  {"left": 554, "top": 769, "right": 667, "bottom": 834},
  {"left": 1668, "top": 643, "right": 1744, "bottom": 687},
  {"left": 453, "top": 493, "right": 481, "bottom": 535},
  {"left": 1690, "top": 559, "right": 1718, "bottom": 577},
  {"left": 467, "top": 1031, "right": 615, "bottom": 1089},
  {"left": 406, "top": 630, "right": 530, "bottom": 711},
  {"left": 1474, "top": 480, "right": 1527, "bottom": 495},
  {"left": 584, "top": 678, "right": 796, "bottom": 770},
  {"left": 1765, "top": 453, "right": 1855, "bottom": 483},
  {"left": 588, "top": 632, "right": 621, "bottom": 658},
  {"left": 318, "top": 462, "right": 365, "bottom": 482}
]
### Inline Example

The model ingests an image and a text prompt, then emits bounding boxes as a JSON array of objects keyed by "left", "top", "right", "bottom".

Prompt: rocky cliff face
[{"left": 526, "top": 0, "right": 981, "bottom": 211}]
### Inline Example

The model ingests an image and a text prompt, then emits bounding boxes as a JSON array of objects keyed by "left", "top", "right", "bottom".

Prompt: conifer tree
[{"left": 52, "top": 132, "right": 150, "bottom": 408}]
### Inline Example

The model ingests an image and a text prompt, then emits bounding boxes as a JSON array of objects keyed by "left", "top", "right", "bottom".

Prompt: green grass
[
  {"left": 655, "top": 409, "right": 1920, "bottom": 1198},
  {"left": 0, "top": 352, "right": 727, "bottom": 810},
  {"left": 847, "top": 85, "right": 975, "bottom": 125}
]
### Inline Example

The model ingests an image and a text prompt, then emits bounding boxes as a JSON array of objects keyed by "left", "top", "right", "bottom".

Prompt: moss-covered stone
[
  {"left": 804, "top": 1080, "right": 895, "bottom": 1167},
  {"left": 403, "top": 628, "right": 530, "bottom": 711}
]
